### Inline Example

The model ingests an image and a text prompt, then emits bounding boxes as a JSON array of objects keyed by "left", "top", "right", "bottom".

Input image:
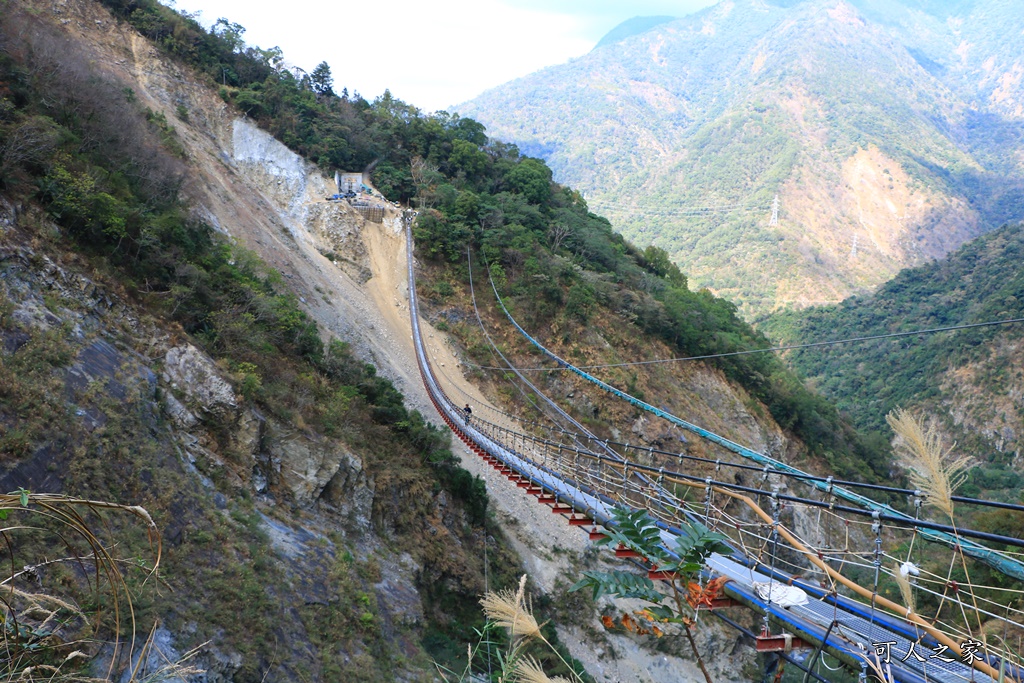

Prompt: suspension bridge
[{"left": 403, "top": 217, "right": 1024, "bottom": 683}]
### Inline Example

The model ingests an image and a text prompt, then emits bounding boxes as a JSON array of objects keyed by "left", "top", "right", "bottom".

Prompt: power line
[
  {"left": 586, "top": 200, "right": 766, "bottom": 217},
  {"left": 463, "top": 316, "right": 1024, "bottom": 372}
]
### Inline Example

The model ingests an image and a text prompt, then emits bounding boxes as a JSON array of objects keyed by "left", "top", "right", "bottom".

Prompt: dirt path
[
  {"left": 359, "top": 213, "right": 590, "bottom": 575},
  {"left": 36, "top": 4, "right": 726, "bottom": 676}
]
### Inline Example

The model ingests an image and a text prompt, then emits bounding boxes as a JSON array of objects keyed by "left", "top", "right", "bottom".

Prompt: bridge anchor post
[{"left": 755, "top": 630, "right": 809, "bottom": 653}]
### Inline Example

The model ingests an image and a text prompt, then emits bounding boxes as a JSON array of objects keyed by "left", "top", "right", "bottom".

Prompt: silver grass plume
[
  {"left": 893, "top": 562, "right": 915, "bottom": 616},
  {"left": 480, "top": 574, "right": 542, "bottom": 640},
  {"left": 513, "top": 655, "right": 573, "bottom": 683},
  {"left": 887, "top": 408, "right": 973, "bottom": 519}
]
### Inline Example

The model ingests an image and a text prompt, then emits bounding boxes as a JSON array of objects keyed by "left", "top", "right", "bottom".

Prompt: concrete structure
[{"left": 336, "top": 171, "right": 364, "bottom": 194}]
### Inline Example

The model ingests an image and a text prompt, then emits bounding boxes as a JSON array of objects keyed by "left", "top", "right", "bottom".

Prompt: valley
[
  {"left": 1, "top": 0, "right": 1022, "bottom": 682},
  {"left": 458, "top": 0, "right": 1024, "bottom": 316}
]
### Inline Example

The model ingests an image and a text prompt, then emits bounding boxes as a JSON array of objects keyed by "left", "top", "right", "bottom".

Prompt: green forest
[
  {"left": 70, "top": 0, "right": 896, "bottom": 483},
  {"left": 764, "top": 222, "right": 1024, "bottom": 500},
  {"left": 0, "top": 4, "right": 542, "bottom": 680}
]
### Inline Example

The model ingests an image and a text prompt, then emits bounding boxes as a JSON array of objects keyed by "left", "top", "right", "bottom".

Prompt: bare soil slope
[{"left": 22, "top": 1, "right": 774, "bottom": 679}]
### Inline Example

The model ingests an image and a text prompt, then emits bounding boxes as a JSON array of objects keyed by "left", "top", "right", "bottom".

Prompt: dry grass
[
  {"left": 479, "top": 574, "right": 542, "bottom": 640},
  {"left": 439, "top": 575, "right": 584, "bottom": 683},
  {"left": 887, "top": 408, "right": 997, "bottom": 663},
  {"left": 513, "top": 655, "right": 572, "bottom": 683},
  {"left": 892, "top": 563, "right": 915, "bottom": 617},
  {"left": 886, "top": 408, "right": 974, "bottom": 518},
  {"left": 0, "top": 492, "right": 167, "bottom": 681}
]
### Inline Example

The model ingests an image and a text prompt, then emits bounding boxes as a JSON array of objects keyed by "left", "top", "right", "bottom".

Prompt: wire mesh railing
[{"left": 404, "top": 217, "right": 1024, "bottom": 682}]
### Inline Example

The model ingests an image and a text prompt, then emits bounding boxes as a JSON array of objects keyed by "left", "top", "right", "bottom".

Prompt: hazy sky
[{"left": 169, "top": 0, "right": 716, "bottom": 112}]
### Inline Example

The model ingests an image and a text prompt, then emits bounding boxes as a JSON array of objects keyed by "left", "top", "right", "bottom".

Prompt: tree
[
  {"left": 547, "top": 222, "right": 572, "bottom": 252},
  {"left": 255, "top": 45, "right": 285, "bottom": 72},
  {"left": 212, "top": 17, "right": 246, "bottom": 53},
  {"left": 413, "top": 211, "right": 472, "bottom": 263},
  {"left": 570, "top": 508, "right": 731, "bottom": 683},
  {"left": 410, "top": 156, "right": 442, "bottom": 209},
  {"left": 506, "top": 157, "right": 552, "bottom": 205},
  {"left": 448, "top": 139, "right": 488, "bottom": 178},
  {"left": 451, "top": 116, "right": 487, "bottom": 146},
  {"left": 0, "top": 116, "right": 60, "bottom": 189},
  {"left": 310, "top": 60, "right": 335, "bottom": 97},
  {"left": 643, "top": 244, "right": 687, "bottom": 287}
]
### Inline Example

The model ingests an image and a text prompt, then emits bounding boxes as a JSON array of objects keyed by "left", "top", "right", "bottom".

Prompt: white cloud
[{"left": 171, "top": 0, "right": 594, "bottom": 111}]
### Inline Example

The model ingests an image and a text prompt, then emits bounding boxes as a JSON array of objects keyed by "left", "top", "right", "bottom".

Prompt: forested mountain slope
[
  {"left": 78, "top": 0, "right": 891, "bottom": 483},
  {"left": 764, "top": 222, "right": 1024, "bottom": 502},
  {"left": 457, "top": 0, "right": 1024, "bottom": 316},
  {"left": 0, "top": 0, "right": 922, "bottom": 680},
  {"left": 0, "top": 2, "right": 560, "bottom": 681}
]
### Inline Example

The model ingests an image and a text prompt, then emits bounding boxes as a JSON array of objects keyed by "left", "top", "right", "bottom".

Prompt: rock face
[
  {"left": 0, "top": 197, "right": 17, "bottom": 231},
  {"left": 231, "top": 118, "right": 311, "bottom": 217},
  {"left": 230, "top": 118, "right": 373, "bottom": 282},
  {"left": 98, "top": 625, "right": 243, "bottom": 683},
  {"left": 163, "top": 344, "right": 238, "bottom": 419},
  {"left": 263, "top": 419, "right": 374, "bottom": 519},
  {"left": 159, "top": 343, "right": 375, "bottom": 519},
  {"left": 0, "top": 218, "right": 401, "bottom": 680},
  {"left": 373, "top": 553, "right": 424, "bottom": 631}
]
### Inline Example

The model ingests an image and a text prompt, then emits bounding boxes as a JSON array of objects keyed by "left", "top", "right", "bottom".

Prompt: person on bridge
[{"left": 463, "top": 403, "right": 472, "bottom": 425}]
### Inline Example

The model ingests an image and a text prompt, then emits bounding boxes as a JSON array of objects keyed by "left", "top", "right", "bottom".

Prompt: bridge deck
[{"left": 404, "top": 218, "right": 1001, "bottom": 683}]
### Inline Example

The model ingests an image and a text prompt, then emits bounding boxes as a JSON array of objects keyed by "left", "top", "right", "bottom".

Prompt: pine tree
[{"left": 310, "top": 61, "right": 334, "bottom": 97}]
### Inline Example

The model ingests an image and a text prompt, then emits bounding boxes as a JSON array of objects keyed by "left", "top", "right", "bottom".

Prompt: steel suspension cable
[
  {"left": 408, "top": 220, "right": 1019, "bottom": 682},
  {"left": 420, "top": 374, "right": 1024, "bottom": 513},
  {"left": 461, "top": 316, "right": 1024, "bottom": 372},
  {"left": 472, "top": 420, "right": 1024, "bottom": 524},
  {"left": 484, "top": 265, "right": 1024, "bottom": 580}
]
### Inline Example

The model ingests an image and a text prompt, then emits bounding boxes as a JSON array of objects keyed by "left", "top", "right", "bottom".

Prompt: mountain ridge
[
  {"left": 457, "top": 0, "right": 1024, "bottom": 316},
  {"left": 763, "top": 220, "right": 1024, "bottom": 501},
  {"left": 593, "top": 15, "right": 677, "bottom": 50}
]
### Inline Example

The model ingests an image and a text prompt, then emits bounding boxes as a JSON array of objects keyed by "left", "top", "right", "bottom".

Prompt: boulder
[
  {"left": 163, "top": 344, "right": 237, "bottom": 419},
  {"left": 265, "top": 420, "right": 373, "bottom": 517}
]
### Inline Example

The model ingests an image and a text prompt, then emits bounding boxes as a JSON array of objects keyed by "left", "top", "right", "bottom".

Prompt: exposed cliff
[{"left": 0, "top": 1, "right": 881, "bottom": 680}]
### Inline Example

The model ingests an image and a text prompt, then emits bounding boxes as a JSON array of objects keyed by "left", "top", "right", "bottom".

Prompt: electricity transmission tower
[{"left": 769, "top": 195, "right": 779, "bottom": 226}]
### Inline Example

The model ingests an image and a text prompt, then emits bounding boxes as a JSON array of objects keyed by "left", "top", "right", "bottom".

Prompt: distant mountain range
[
  {"left": 593, "top": 16, "right": 676, "bottom": 49},
  {"left": 457, "top": 0, "right": 1024, "bottom": 316}
]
